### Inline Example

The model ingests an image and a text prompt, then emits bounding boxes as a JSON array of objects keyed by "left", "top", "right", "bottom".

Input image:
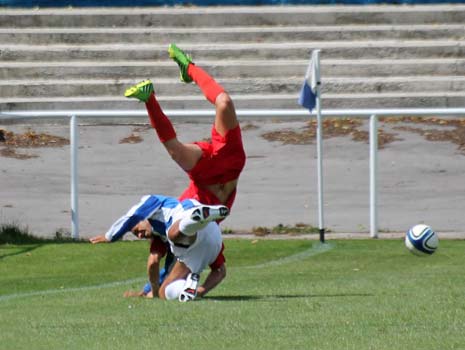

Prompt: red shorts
[{"left": 178, "top": 125, "right": 246, "bottom": 209}]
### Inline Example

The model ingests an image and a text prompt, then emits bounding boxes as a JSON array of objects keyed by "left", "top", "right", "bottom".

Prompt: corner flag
[
  {"left": 298, "top": 50, "right": 321, "bottom": 111},
  {"left": 298, "top": 49, "right": 325, "bottom": 243}
]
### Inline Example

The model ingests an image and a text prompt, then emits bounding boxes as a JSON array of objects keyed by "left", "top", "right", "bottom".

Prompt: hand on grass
[
  {"left": 89, "top": 235, "right": 109, "bottom": 244},
  {"left": 123, "top": 290, "right": 144, "bottom": 298},
  {"left": 123, "top": 290, "right": 153, "bottom": 298}
]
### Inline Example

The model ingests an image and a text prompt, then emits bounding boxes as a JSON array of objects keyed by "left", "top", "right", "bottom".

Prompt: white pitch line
[
  {"left": 244, "top": 242, "right": 335, "bottom": 269},
  {"left": 0, "top": 277, "right": 146, "bottom": 302},
  {"left": 0, "top": 242, "right": 335, "bottom": 302}
]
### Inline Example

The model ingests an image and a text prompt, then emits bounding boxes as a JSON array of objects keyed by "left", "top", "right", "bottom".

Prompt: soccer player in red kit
[{"left": 122, "top": 43, "right": 246, "bottom": 298}]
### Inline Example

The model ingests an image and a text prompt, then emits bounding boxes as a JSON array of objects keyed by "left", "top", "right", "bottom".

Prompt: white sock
[
  {"left": 178, "top": 208, "right": 206, "bottom": 236},
  {"left": 164, "top": 279, "right": 186, "bottom": 300}
]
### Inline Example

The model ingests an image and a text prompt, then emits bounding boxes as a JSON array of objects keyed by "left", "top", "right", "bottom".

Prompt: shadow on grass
[
  {"left": 205, "top": 293, "right": 374, "bottom": 302},
  {"left": 0, "top": 245, "right": 40, "bottom": 260},
  {"left": 0, "top": 223, "right": 85, "bottom": 246}
]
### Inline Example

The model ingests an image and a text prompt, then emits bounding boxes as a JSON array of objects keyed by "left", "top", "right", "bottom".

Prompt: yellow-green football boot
[
  {"left": 124, "top": 80, "right": 154, "bottom": 102},
  {"left": 168, "top": 43, "right": 193, "bottom": 83}
]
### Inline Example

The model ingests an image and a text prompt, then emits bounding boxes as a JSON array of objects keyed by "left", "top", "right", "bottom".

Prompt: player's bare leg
[
  {"left": 169, "top": 44, "right": 241, "bottom": 202},
  {"left": 169, "top": 43, "right": 239, "bottom": 137},
  {"left": 125, "top": 80, "right": 202, "bottom": 171},
  {"left": 168, "top": 205, "right": 229, "bottom": 241},
  {"left": 158, "top": 261, "right": 191, "bottom": 300},
  {"left": 212, "top": 92, "right": 238, "bottom": 137}
]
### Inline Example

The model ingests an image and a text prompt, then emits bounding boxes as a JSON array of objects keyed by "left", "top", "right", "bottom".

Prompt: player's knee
[
  {"left": 215, "top": 93, "right": 234, "bottom": 112},
  {"left": 160, "top": 280, "right": 185, "bottom": 301},
  {"left": 158, "top": 285, "right": 167, "bottom": 300},
  {"left": 167, "top": 220, "right": 182, "bottom": 242},
  {"left": 214, "top": 94, "right": 238, "bottom": 133}
]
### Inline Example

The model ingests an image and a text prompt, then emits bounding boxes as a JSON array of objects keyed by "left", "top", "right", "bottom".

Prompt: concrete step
[
  {"left": 2, "top": 76, "right": 465, "bottom": 98},
  {"left": 2, "top": 59, "right": 464, "bottom": 80},
  {"left": 1, "top": 5, "right": 464, "bottom": 112},
  {"left": 0, "top": 24, "right": 463, "bottom": 44},
  {"left": 1, "top": 5, "right": 465, "bottom": 27},
  {"left": 1, "top": 41, "right": 465, "bottom": 61},
  {"left": 2, "top": 92, "right": 465, "bottom": 111}
]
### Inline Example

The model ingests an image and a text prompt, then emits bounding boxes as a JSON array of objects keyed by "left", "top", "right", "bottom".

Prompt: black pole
[{"left": 319, "top": 228, "right": 325, "bottom": 243}]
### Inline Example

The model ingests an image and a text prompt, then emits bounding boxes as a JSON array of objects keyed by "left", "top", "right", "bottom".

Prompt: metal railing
[{"left": 2, "top": 107, "right": 465, "bottom": 239}]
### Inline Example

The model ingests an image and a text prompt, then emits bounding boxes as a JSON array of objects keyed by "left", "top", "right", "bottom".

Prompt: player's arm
[
  {"left": 89, "top": 235, "right": 109, "bottom": 244},
  {"left": 146, "top": 252, "right": 161, "bottom": 298},
  {"left": 89, "top": 213, "right": 142, "bottom": 244},
  {"left": 89, "top": 195, "right": 164, "bottom": 244},
  {"left": 197, "top": 264, "right": 226, "bottom": 298},
  {"left": 124, "top": 250, "right": 163, "bottom": 298}
]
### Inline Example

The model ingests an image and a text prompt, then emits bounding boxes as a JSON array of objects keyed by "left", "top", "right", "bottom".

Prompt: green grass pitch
[{"left": 1, "top": 239, "right": 464, "bottom": 350}]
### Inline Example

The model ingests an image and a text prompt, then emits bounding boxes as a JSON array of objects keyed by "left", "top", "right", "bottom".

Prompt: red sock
[
  {"left": 145, "top": 94, "right": 176, "bottom": 143},
  {"left": 187, "top": 64, "right": 225, "bottom": 104}
]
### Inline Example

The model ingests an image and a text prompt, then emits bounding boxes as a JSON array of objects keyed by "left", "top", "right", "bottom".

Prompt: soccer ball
[{"left": 405, "top": 224, "right": 438, "bottom": 256}]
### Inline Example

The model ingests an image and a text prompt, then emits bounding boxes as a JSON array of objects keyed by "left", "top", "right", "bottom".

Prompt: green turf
[{"left": 1, "top": 239, "right": 464, "bottom": 350}]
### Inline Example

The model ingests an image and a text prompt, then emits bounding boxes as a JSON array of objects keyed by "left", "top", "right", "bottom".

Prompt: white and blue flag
[{"left": 298, "top": 50, "right": 321, "bottom": 112}]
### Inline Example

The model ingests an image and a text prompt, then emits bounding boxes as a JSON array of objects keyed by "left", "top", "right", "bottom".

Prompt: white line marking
[
  {"left": 0, "top": 242, "right": 335, "bottom": 302},
  {"left": 244, "top": 242, "right": 335, "bottom": 269},
  {"left": 0, "top": 277, "right": 146, "bottom": 302}
]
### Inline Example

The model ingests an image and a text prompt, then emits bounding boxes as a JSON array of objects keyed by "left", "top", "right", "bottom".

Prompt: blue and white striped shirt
[{"left": 105, "top": 195, "right": 199, "bottom": 242}]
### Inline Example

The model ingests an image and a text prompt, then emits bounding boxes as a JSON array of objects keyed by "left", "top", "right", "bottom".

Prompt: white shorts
[{"left": 169, "top": 222, "right": 222, "bottom": 274}]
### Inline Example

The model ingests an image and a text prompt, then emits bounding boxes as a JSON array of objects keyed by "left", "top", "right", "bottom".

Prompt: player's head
[{"left": 131, "top": 219, "right": 153, "bottom": 239}]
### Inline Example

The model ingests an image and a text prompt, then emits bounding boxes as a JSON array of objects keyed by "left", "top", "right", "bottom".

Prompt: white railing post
[
  {"left": 70, "top": 115, "right": 79, "bottom": 239},
  {"left": 369, "top": 114, "right": 378, "bottom": 238}
]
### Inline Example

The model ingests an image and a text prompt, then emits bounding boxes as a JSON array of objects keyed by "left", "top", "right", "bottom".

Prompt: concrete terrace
[{"left": 0, "top": 4, "right": 465, "bottom": 111}]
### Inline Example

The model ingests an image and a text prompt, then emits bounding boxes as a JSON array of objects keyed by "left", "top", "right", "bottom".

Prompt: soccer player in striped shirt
[{"left": 90, "top": 194, "right": 229, "bottom": 302}]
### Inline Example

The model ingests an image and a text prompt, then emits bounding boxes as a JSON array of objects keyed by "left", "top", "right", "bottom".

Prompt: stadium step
[
  {"left": 0, "top": 24, "right": 464, "bottom": 44},
  {"left": 1, "top": 5, "right": 465, "bottom": 112},
  {"left": 1, "top": 41, "right": 464, "bottom": 61},
  {"left": 1, "top": 92, "right": 464, "bottom": 112},
  {"left": 2, "top": 59, "right": 465, "bottom": 80},
  {"left": 2, "top": 76, "right": 465, "bottom": 98},
  {"left": 1, "top": 5, "right": 465, "bottom": 27}
]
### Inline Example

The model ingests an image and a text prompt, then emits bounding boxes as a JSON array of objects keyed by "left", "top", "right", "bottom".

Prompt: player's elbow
[
  {"left": 217, "top": 264, "right": 226, "bottom": 280},
  {"left": 148, "top": 253, "right": 161, "bottom": 266}
]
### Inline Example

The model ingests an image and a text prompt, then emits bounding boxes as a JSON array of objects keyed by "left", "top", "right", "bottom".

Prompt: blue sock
[
  {"left": 142, "top": 252, "right": 175, "bottom": 294},
  {"left": 142, "top": 267, "right": 168, "bottom": 295},
  {"left": 159, "top": 268, "right": 167, "bottom": 284},
  {"left": 142, "top": 282, "right": 152, "bottom": 295}
]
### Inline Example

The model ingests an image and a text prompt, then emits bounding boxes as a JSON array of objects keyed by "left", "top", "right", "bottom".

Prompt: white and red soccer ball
[{"left": 405, "top": 224, "right": 439, "bottom": 256}]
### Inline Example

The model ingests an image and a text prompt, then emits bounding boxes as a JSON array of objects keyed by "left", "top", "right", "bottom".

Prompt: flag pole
[
  {"left": 298, "top": 49, "right": 325, "bottom": 242},
  {"left": 313, "top": 50, "right": 325, "bottom": 243}
]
